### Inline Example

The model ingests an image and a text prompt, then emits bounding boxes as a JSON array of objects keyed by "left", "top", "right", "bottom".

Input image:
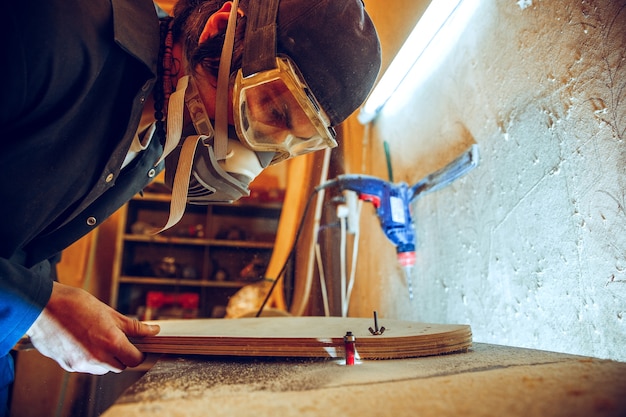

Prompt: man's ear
[{"left": 199, "top": 1, "right": 244, "bottom": 44}]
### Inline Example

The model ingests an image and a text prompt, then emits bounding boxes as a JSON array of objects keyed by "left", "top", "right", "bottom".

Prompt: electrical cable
[
  {"left": 339, "top": 214, "right": 347, "bottom": 317},
  {"left": 314, "top": 243, "right": 330, "bottom": 316},
  {"left": 344, "top": 199, "right": 363, "bottom": 313},
  {"left": 296, "top": 148, "right": 332, "bottom": 316}
]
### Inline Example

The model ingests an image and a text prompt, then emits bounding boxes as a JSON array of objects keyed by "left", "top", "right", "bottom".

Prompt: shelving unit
[{"left": 110, "top": 192, "right": 282, "bottom": 319}]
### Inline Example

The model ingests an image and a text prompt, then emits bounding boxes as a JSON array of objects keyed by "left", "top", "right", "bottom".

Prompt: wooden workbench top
[{"left": 103, "top": 343, "right": 626, "bottom": 417}]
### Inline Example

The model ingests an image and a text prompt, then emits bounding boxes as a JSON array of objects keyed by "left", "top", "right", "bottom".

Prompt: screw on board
[{"left": 368, "top": 311, "right": 386, "bottom": 335}]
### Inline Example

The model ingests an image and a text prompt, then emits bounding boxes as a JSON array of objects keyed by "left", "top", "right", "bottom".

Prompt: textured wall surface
[{"left": 352, "top": 0, "right": 626, "bottom": 361}]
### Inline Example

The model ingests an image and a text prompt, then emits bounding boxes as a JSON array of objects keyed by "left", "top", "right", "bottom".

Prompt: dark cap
[{"left": 274, "top": 0, "right": 381, "bottom": 126}]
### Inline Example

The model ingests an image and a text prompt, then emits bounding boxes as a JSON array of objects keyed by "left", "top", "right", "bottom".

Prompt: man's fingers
[
  {"left": 115, "top": 345, "right": 145, "bottom": 368},
  {"left": 123, "top": 317, "right": 161, "bottom": 337},
  {"left": 111, "top": 318, "right": 160, "bottom": 368}
]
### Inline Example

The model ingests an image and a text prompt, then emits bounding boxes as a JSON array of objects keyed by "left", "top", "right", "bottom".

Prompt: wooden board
[{"left": 132, "top": 317, "right": 472, "bottom": 359}]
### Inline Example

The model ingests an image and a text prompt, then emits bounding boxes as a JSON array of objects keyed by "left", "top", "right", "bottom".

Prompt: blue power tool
[{"left": 318, "top": 144, "right": 479, "bottom": 299}]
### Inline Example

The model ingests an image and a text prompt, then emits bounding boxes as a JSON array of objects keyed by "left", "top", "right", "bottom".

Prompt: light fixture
[{"left": 358, "top": 0, "right": 479, "bottom": 124}]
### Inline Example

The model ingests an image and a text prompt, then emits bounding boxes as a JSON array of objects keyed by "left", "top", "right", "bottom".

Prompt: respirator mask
[{"left": 156, "top": 0, "right": 336, "bottom": 232}]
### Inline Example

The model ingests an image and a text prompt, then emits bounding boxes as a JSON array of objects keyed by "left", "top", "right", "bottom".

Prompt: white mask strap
[
  {"left": 150, "top": 134, "right": 207, "bottom": 234},
  {"left": 214, "top": 0, "right": 240, "bottom": 161},
  {"left": 150, "top": 74, "right": 196, "bottom": 234}
]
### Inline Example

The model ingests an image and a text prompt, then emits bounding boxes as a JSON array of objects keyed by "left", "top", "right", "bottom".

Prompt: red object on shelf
[
  {"left": 144, "top": 291, "right": 200, "bottom": 320},
  {"left": 147, "top": 291, "right": 199, "bottom": 309}
]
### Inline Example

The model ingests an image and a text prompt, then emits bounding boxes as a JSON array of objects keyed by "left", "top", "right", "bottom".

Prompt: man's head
[
  {"left": 172, "top": 0, "right": 381, "bottom": 127},
  {"left": 165, "top": 0, "right": 381, "bottom": 205}
]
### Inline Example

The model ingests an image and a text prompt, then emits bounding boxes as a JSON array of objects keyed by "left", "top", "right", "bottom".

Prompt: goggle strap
[
  {"left": 150, "top": 134, "right": 207, "bottom": 234},
  {"left": 242, "top": 0, "right": 280, "bottom": 77},
  {"left": 214, "top": 0, "right": 240, "bottom": 161}
]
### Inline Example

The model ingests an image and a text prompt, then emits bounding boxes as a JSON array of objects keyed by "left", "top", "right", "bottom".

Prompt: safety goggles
[{"left": 233, "top": 56, "right": 338, "bottom": 164}]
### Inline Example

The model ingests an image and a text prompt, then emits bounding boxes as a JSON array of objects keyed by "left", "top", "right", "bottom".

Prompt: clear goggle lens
[{"left": 234, "top": 57, "right": 337, "bottom": 164}]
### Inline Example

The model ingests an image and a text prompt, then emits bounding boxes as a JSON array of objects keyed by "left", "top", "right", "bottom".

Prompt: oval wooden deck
[{"left": 132, "top": 317, "right": 472, "bottom": 360}]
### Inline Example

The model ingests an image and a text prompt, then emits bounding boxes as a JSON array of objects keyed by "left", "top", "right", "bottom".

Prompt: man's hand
[{"left": 26, "top": 282, "right": 160, "bottom": 375}]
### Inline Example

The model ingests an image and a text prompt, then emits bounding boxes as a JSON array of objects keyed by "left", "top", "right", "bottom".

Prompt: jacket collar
[{"left": 111, "top": 0, "right": 160, "bottom": 76}]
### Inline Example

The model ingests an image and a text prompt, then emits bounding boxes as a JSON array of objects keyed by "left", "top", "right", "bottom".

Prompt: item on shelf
[
  {"left": 212, "top": 268, "right": 228, "bottom": 282},
  {"left": 176, "top": 224, "right": 205, "bottom": 238},
  {"left": 144, "top": 291, "right": 199, "bottom": 320},
  {"left": 181, "top": 264, "right": 199, "bottom": 280},
  {"left": 154, "top": 256, "right": 179, "bottom": 278},
  {"left": 130, "top": 221, "right": 154, "bottom": 235},
  {"left": 225, "top": 281, "right": 274, "bottom": 318},
  {"left": 239, "top": 255, "right": 267, "bottom": 281}
]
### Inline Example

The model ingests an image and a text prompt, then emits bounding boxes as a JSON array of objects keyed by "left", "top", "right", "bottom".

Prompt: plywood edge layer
[{"left": 132, "top": 317, "right": 472, "bottom": 360}]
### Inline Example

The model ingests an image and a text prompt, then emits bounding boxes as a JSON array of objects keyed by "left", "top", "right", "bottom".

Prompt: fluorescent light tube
[{"left": 359, "top": 0, "right": 474, "bottom": 124}]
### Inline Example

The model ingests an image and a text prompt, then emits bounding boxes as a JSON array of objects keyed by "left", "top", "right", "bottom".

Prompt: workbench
[{"left": 102, "top": 343, "right": 626, "bottom": 416}]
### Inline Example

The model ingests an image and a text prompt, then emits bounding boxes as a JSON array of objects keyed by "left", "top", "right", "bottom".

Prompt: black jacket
[{"left": 0, "top": 0, "right": 163, "bottom": 353}]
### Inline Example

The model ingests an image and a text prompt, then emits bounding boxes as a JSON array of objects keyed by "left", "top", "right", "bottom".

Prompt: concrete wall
[{"left": 349, "top": 0, "right": 626, "bottom": 361}]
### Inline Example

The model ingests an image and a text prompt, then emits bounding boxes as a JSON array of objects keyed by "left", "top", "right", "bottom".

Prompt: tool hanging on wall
[{"left": 317, "top": 143, "right": 479, "bottom": 299}]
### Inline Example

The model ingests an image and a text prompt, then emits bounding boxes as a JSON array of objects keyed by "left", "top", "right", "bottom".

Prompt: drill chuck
[{"left": 397, "top": 251, "right": 416, "bottom": 268}]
